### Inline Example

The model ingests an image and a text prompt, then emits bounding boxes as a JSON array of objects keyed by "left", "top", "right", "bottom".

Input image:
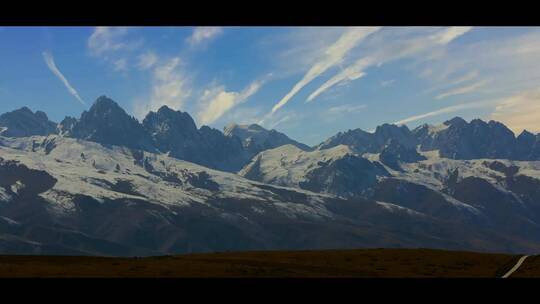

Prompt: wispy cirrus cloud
[
  {"left": 435, "top": 79, "right": 488, "bottom": 100},
  {"left": 321, "top": 104, "right": 367, "bottom": 123},
  {"left": 260, "top": 109, "right": 304, "bottom": 130},
  {"left": 417, "top": 29, "right": 540, "bottom": 103},
  {"left": 88, "top": 27, "right": 134, "bottom": 56},
  {"left": 133, "top": 57, "right": 192, "bottom": 119},
  {"left": 435, "top": 27, "right": 473, "bottom": 44},
  {"left": 393, "top": 100, "right": 492, "bottom": 126},
  {"left": 306, "top": 56, "right": 374, "bottom": 102},
  {"left": 380, "top": 79, "right": 395, "bottom": 88},
  {"left": 197, "top": 78, "right": 266, "bottom": 125},
  {"left": 87, "top": 27, "right": 142, "bottom": 72},
  {"left": 186, "top": 27, "right": 223, "bottom": 47},
  {"left": 447, "top": 70, "right": 479, "bottom": 87},
  {"left": 421, "top": 70, "right": 479, "bottom": 96},
  {"left": 328, "top": 104, "right": 367, "bottom": 115},
  {"left": 262, "top": 27, "right": 348, "bottom": 77},
  {"left": 269, "top": 27, "right": 380, "bottom": 114},
  {"left": 137, "top": 51, "right": 158, "bottom": 70},
  {"left": 42, "top": 51, "right": 86, "bottom": 106},
  {"left": 113, "top": 58, "right": 128, "bottom": 72},
  {"left": 491, "top": 87, "right": 540, "bottom": 134},
  {"left": 268, "top": 114, "right": 292, "bottom": 129},
  {"left": 307, "top": 27, "right": 473, "bottom": 102}
]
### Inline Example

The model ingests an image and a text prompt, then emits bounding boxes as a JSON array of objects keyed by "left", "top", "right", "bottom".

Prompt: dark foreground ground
[{"left": 0, "top": 248, "right": 538, "bottom": 278}]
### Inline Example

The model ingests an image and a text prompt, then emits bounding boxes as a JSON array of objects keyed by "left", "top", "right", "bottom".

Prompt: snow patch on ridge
[
  {"left": 0, "top": 187, "right": 12, "bottom": 202},
  {"left": 0, "top": 135, "right": 337, "bottom": 220},
  {"left": 239, "top": 144, "right": 355, "bottom": 187},
  {"left": 376, "top": 201, "right": 426, "bottom": 217}
]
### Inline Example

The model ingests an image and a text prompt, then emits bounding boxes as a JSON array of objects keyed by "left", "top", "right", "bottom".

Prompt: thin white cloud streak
[
  {"left": 393, "top": 100, "right": 492, "bottom": 126},
  {"left": 88, "top": 27, "right": 132, "bottom": 56},
  {"left": 113, "top": 58, "right": 128, "bottom": 71},
  {"left": 327, "top": 104, "right": 367, "bottom": 115},
  {"left": 448, "top": 70, "right": 479, "bottom": 87},
  {"left": 87, "top": 27, "right": 142, "bottom": 73},
  {"left": 322, "top": 104, "right": 367, "bottom": 123},
  {"left": 435, "top": 79, "right": 488, "bottom": 100},
  {"left": 197, "top": 79, "right": 265, "bottom": 125},
  {"left": 257, "top": 109, "right": 305, "bottom": 131},
  {"left": 266, "top": 27, "right": 347, "bottom": 77},
  {"left": 436, "top": 27, "right": 473, "bottom": 44},
  {"left": 307, "top": 27, "right": 473, "bottom": 102},
  {"left": 380, "top": 79, "right": 395, "bottom": 88},
  {"left": 268, "top": 115, "right": 291, "bottom": 129},
  {"left": 491, "top": 87, "right": 540, "bottom": 134},
  {"left": 133, "top": 57, "right": 192, "bottom": 119},
  {"left": 306, "top": 56, "right": 374, "bottom": 102},
  {"left": 422, "top": 70, "right": 479, "bottom": 95},
  {"left": 187, "top": 27, "right": 223, "bottom": 46},
  {"left": 415, "top": 29, "right": 540, "bottom": 104},
  {"left": 42, "top": 51, "right": 86, "bottom": 106},
  {"left": 270, "top": 27, "right": 380, "bottom": 114},
  {"left": 137, "top": 51, "right": 158, "bottom": 70}
]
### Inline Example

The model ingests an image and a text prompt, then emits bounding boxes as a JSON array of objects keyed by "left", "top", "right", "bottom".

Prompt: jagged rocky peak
[
  {"left": 0, "top": 106, "right": 58, "bottom": 137},
  {"left": 373, "top": 123, "right": 417, "bottom": 148},
  {"left": 223, "top": 123, "right": 266, "bottom": 138},
  {"left": 414, "top": 116, "right": 531, "bottom": 160},
  {"left": 142, "top": 105, "right": 198, "bottom": 136},
  {"left": 86, "top": 95, "right": 127, "bottom": 118},
  {"left": 515, "top": 129, "right": 540, "bottom": 160},
  {"left": 68, "top": 96, "right": 155, "bottom": 151},
  {"left": 317, "top": 128, "right": 372, "bottom": 151},
  {"left": 248, "top": 123, "right": 266, "bottom": 131},
  {"left": 517, "top": 129, "right": 536, "bottom": 142},
  {"left": 34, "top": 110, "right": 49, "bottom": 122},
  {"left": 57, "top": 116, "right": 77, "bottom": 136},
  {"left": 317, "top": 123, "right": 417, "bottom": 154},
  {"left": 140, "top": 107, "right": 247, "bottom": 173},
  {"left": 239, "top": 144, "right": 388, "bottom": 197},
  {"left": 443, "top": 116, "right": 468, "bottom": 127},
  {"left": 224, "top": 122, "right": 311, "bottom": 153},
  {"left": 379, "top": 139, "right": 426, "bottom": 171},
  {"left": 374, "top": 123, "right": 410, "bottom": 135}
]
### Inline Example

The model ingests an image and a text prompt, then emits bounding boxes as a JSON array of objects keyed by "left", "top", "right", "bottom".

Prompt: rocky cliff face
[
  {"left": 0, "top": 107, "right": 57, "bottom": 137},
  {"left": 224, "top": 123, "right": 311, "bottom": 156},
  {"left": 4, "top": 136, "right": 522, "bottom": 256},
  {"left": 3, "top": 100, "right": 540, "bottom": 255},
  {"left": 54, "top": 97, "right": 248, "bottom": 172},
  {"left": 412, "top": 117, "right": 540, "bottom": 160},
  {"left": 317, "top": 123, "right": 418, "bottom": 154},
  {"left": 239, "top": 144, "right": 389, "bottom": 197},
  {"left": 143, "top": 106, "right": 247, "bottom": 172},
  {"left": 414, "top": 118, "right": 518, "bottom": 159},
  {"left": 66, "top": 96, "right": 156, "bottom": 151},
  {"left": 379, "top": 139, "right": 426, "bottom": 171}
]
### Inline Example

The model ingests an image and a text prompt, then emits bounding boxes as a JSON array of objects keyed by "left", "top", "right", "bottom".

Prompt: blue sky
[{"left": 1, "top": 26, "right": 540, "bottom": 145}]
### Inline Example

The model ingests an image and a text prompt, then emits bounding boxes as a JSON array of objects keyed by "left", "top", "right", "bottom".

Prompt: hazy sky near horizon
[{"left": 1, "top": 26, "right": 540, "bottom": 145}]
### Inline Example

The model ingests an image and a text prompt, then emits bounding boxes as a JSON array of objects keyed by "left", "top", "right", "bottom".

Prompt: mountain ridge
[
  {"left": 224, "top": 123, "right": 311, "bottom": 155},
  {"left": 3, "top": 134, "right": 540, "bottom": 255},
  {"left": 3, "top": 97, "right": 540, "bottom": 167},
  {"left": 3, "top": 97, "right": 540, "bottom": 255}
]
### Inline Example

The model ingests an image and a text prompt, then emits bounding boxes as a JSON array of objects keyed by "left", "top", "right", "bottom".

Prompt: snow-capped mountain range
[{"left": 2, "top": 95, "right": 540, "bottom": 256}]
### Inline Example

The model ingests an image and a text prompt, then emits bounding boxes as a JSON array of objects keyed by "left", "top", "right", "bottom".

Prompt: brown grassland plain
[{"left": 0, "top": 248, "right": 537, "bottom": 278}]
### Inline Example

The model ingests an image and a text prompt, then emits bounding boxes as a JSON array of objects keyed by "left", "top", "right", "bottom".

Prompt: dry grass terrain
[
  {"left": 0, "top": 248, "right": 534, "bottom": 278},
  {"left": 510, "top": 255, "right": 540, "bottom": 277}
]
